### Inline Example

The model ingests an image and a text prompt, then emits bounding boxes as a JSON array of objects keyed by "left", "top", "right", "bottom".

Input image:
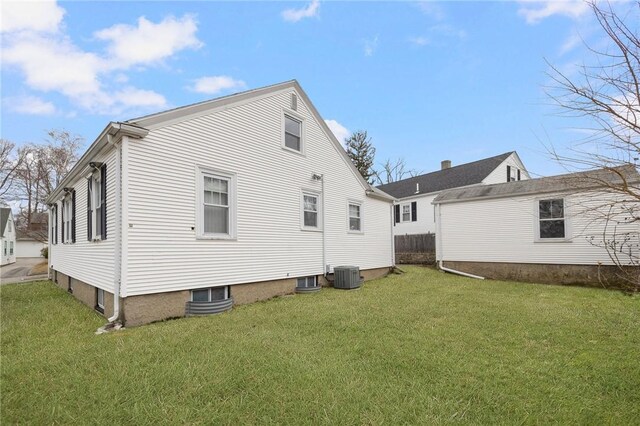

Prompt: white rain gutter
[
  {"left": 435, "top": 203, "right": 484, "bottom": 280},
  {"left": 321, "top": 174, "right": 327, "bottom": 277}
]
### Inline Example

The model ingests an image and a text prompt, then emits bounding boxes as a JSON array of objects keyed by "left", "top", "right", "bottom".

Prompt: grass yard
[{"left": 2, "top": 266, "right": 639, "bottom": 424}]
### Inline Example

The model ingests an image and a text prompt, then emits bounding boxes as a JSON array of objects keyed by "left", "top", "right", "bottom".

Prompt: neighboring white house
[
  {"left": 46, "top": 80, "right": 395, "bottom": 326},
  {"left": 16, "top": 236, "right": 46, "bottom": 258},
  {"left": 433, "top": 166, "right": 640, "bottom": 285},
  {"left": 1, "top": 208, "right": 16, "bottom": 266},
  {"left": 377, "top": 152, "right": 529, "bottom": 235}
]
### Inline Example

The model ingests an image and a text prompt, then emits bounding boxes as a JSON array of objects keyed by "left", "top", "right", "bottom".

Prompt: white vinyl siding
[
  {"left": 49, "top": 148, "right": 117, "bottom": 293},
  {"left": 123, "top": 89, "right": 392, "bottom": 296},
  {"left": 482, "top": 153, "right": 530, "bottom": 185},
  {"left": 437, "top": 191, "right": 635, "bottom": 265}
]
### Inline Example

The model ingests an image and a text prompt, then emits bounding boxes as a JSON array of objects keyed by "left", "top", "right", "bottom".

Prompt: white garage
[{"left": 16, "top": 238, "right": 46, "bottom": 258}]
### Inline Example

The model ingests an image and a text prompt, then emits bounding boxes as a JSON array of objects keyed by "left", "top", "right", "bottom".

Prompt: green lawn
[{"left": 2, "top": 266, "right": 639, "bottom": 424}]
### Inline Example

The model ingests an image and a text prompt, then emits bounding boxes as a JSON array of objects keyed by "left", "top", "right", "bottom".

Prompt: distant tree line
[{"left": 0, "top": 130, "right": 83, "bottom": 242}]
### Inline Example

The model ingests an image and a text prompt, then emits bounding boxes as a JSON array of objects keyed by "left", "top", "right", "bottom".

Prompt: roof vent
[
  {"left": 291, "top": 93, "right": 298, "bottom": 111},
  {"left": 415, "top": 183, "right": 420, "bottom": 194},
  {"left": 441, "top": 160, "right": 451, "bottom": 170}
]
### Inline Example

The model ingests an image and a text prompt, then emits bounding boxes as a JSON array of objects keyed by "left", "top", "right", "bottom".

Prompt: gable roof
[
  {"left": 433, "top": 164, "right": 640, "bottom": 204},
  {"left": 47, "top": 80, "right": 394, "bottom": 204},
  {"left": 0, "top": 208, "right": 11, "bottom": 237},
  {"left": 376, "top": 152, "right": 514, "bottom": 199}
]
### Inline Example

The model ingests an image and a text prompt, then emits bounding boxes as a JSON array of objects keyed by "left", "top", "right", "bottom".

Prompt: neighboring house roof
[
  {"left": 433, "top": 164, "right": 640, "bottom": 204},
  {"left": 47, "top": 80, "right": 395, "bottom": 204},
  {"left": 376, "top": 152, "right": 514, "bottom": 199},
  {"left": 0, "top": 208, "right": 10, "bottom": 237}
]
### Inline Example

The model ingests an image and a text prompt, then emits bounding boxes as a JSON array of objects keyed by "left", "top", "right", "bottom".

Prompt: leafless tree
[
  {"left": 373, "top": 158, "right": 422, "bottom": 185},
  {"left": 546, "top": 1, "right": 640, "bottom": 291},
  {"left": 0, "top": 139, "right": 28, "bottom": 200}
]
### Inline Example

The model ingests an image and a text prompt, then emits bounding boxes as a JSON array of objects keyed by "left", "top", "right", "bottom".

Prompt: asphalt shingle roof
[
  {"left": 433, "top": 165, "right": 640, "bottom": 204},
  {"left": 376, "top": 152, "right": 514, "bottom": 199},
  {"left": 0, "top": 208, "right": 10, "bottom": 237}
]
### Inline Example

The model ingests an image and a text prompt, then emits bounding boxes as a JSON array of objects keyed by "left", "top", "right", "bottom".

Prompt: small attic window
[{"left": 291, "top": 93, "right": 298, "bottom": 111}]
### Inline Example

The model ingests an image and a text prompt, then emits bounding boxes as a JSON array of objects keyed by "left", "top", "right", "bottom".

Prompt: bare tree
[
  {"left": 373, "top": 158, "right": 421, "bottom": 185},
  {"left": 546, "top": 1, "right": 640, "bottom": 291},
  {"left": 0, "top": 139, "right": 28, "bottom": 199}
]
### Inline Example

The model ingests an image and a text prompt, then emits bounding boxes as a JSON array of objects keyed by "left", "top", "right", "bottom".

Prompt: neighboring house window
[
  {"left": 197, "top": 168, "right": 236, "bottom": 239},
  {"left": 88, "top": 165, "right": 107, "bottom": 241},
  {"left": 507, "top": 165, "right": 520, "bottom": 182},
  {"left": 9, "top": 241, "right": 13, "bottom": 255},
  {"left": 302, "top": 192, "right": 320, "bottom": 229},
  {"left": 297, "top": 276, "right": 317, "bottom": 288},
  {"left": 348, "top": 202, "right": 362, "bottom": 232},
  {"left": 284, "top": 114, "right": 302, "bottom": 152},
  {"left": 538, "top": 198, "right": 565, "bottom": 239},
  {"left": 395, "top": 202, "right": 417, "bottom": 224},
  {"left": 96, "top": 288, "right": 105, "bottom": 313},
  {"left": 191, "top": 286, "right": 230, "bottom": 302},
  {"left": 3, "top": 241, "right": 6, "bottom": 256},
  {"left": 7, "top": 219, "right": 11, "bottom": 232}
]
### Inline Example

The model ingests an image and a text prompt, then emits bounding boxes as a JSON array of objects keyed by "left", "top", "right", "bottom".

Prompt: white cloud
[
  {"left": 364, "top": 35, "right": 379, "bottom": 57},
  {"left": 416, "top": 2, "right": 445, "bottom": 21},
  {"left": 559, "top": 32, "right": 583, "bottom": 55},
  {"left": 6, "top": 95, "right": 56, "bottom": 115},
  {"left": 408, "top": 36, "right": 430, "bottom": 47},
  {"left": 189, "top": 76, "right": 247, "bottom": 95},
  {"left": 1, "top": 0, "right": 65, "bottom": 33},
  {"left": 282, "top": 0, "right": 320, "bottom": 23},
  {"left": 518, "top": 1, "right": 590, "bottom": 25},
  {"left": 94, "top": 15, "right": 202, "bottom": 68},
  {"left": 325, "top": 119, "right": 350, "bottom": 143},
  {"left": 1, "top": 4, "right": 202, "bottom": 116}
]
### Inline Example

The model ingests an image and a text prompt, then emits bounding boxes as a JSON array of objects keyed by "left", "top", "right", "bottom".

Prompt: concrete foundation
[
  {"left": 442, "top": 260, "right": 637, "bottom": 288},
  {"left": 51, "top": 266, "right": 392, "bottom": 326}
]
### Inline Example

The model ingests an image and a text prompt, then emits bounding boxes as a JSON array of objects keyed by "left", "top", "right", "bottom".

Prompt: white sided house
[
  {"left": 377, "top": 152, "right": 529, "bottom": 236},
  {"left": 1, "top": 208, "right": 16, "bottom": 266},
  {"left": 46, "top": 80, "right": 395, "bottom": 326},
  {"left": 433, "top": 166, "right": 640, "bottom": 286}
]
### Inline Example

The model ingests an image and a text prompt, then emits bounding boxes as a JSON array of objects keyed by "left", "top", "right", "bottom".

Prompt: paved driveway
[{"left": 1, "top": 258, "right": 48, "bottom": 284}]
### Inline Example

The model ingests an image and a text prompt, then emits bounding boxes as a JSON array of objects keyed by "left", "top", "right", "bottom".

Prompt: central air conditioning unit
[{"left": 333, "top": 266, "right": 361, "bottom": 289}]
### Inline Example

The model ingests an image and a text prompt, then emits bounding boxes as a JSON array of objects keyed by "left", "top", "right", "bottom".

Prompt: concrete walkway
[{"left": 1, "top": 258, "right": 48, "bottom": 285}]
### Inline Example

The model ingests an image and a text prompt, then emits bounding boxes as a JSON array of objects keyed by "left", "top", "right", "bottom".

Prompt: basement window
[
  {"left": 297, "top": 276, "right": 318, "bottom": 288},
  {"left": 96, "top": 288, "right": 105, "bottom": 313},
  {"left": 191, "top": 286, "right": 230, "bottom": 302}
]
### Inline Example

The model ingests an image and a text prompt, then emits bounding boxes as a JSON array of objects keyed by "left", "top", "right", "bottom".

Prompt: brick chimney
[{"left": 441, "top": 160, "right": 451, "bottom": 170}]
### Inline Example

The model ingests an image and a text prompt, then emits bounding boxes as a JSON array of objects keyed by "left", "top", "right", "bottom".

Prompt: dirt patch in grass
[{"left": 28, "top": 261, "right": 48, "bottom": 276}]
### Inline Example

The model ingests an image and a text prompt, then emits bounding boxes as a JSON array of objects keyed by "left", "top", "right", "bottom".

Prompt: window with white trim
[
  {"left": 9, "top": 241, "right": 13, "bottom": 255},
  {"left": 348, "top": 202, "right": 362, "bottom": 232},
  {"left": 191, "top": 286, "right": 230, "bottom": 302},
  {"left": 7, "top": 219, "right": 11, "bottom": 232},
  {"left": 3, "top": 241, "right": 6, "bottom": 256},
  {"left": 94, "top": 173, "right": 103, "bottom": 239},
  {"left": 197, "top": 168, "right": 235, "bottom": 239},
  {"left": 297, "top": 276, "right": 317, "bottom": 288},
  {"left": 538, "top": 198, "right": 565, "bottom": 239},
  {"left": 284, "top": 114, "right": 302, "bottom": 152},
  {"left": 96, "top": 288, "right": 105, "bottom": 313},
  {"left": 302, "top": 192, "right": 320, "bottom": 229},
  {"left": 402, "top": 204, "right": 411, "bottom": 222},
  {"left": 63, "top": 196, "right": 73, "bottom": 243}
]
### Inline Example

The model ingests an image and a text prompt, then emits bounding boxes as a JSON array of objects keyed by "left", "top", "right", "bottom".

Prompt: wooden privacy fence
[{"left": 394, "top": 233, "right": 436, "bottom": 253}]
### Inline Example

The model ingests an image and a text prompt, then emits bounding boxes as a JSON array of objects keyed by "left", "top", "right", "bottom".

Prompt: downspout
[
  {"left": 47, "top": 208, "right": 51, "bottom": 280},
  {"left": 436, "top": 202, "right": 484, "bottom": 280},
  {"left": 321, "top": 174, "right": 326, "bottom": 277},
  {"left": 107, "top": 133, "right": 122, "bottom": 322},
  {"left": 391, "top": 203, "right": 396, "bottom": 267}
]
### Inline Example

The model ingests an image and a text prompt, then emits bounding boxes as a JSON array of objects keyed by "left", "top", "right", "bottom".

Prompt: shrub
[{"left": 41, "top": 247, "right": 48, "bottom": 259}]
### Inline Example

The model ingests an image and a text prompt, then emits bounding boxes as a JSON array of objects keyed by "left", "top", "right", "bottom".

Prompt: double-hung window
[
  {"left": 538, "top": 198, "right": 566, "bottom": 240},
  {"left": 51, "top": 204, "right": 58, "bottom": 245},
  {"left": 197, "top": 168, "right": 235, "bottom": 239},
  {"left": 301, "top": 192, "right": 320, "bottom": 230},
  {"left": 348, "top": 202, "right": 362, "bottom": 232},
  {"left": 283, "top": 113, "right": 303, "bottom": 153},
  {"left": 402, "top": 204, "right": 411, "bottom": 222},
  {"left": 394, "top": 202, "right": 417, "bottom": 224},
  {"left": 88, "top": 164, "right": 106, "bottom": 241},
  {"left": 62, "top": 192, "right": 75, "bottom": 244}
]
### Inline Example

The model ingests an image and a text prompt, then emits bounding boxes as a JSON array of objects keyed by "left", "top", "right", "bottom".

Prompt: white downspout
[
  {"left": 436, "top": 202, "right": 484, "bottom": 280},
  {"left": 321, "top": 174, "right": 326, "bottom": 277},
  {"left": 391, "top": 203, "right": 396, "bottom": 267},
  {"left": 107, "top": 134, "right": 122, "bottom": 322},
  {"left": 47, "top": 208, "right": 51, "bottom": 280}
]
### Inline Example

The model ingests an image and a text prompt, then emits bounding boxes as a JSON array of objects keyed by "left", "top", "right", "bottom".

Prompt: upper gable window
[{"left": 284, "top": 114, "right": 303, "bottom": 153}]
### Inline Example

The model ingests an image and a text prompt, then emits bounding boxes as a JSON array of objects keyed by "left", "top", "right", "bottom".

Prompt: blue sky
[{"left": 0, "top": 1, "right": 620, "bottom": 177}]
